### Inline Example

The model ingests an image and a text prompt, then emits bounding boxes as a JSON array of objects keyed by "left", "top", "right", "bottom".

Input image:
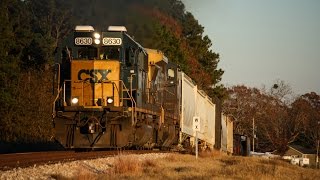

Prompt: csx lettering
[{"left": 77, "top": 69, "right": 111, "bottom": 83}]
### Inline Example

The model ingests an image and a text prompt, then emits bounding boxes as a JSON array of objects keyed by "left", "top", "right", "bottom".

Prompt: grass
[{"left": 63, "top": 151, "right": 320, "bottom": 180}]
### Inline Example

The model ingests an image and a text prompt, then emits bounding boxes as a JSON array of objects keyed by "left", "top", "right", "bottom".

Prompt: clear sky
[{"left": 182, "top": 0, "right": 320, "bottom": 95}]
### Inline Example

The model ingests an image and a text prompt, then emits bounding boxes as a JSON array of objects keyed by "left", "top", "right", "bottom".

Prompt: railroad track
[{"left": 0, "top": 150, "right": 160, "bottom": 171}]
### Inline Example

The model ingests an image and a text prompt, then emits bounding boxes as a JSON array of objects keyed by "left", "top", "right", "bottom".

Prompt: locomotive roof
[
  {"left": 108, "top": 26, "right": 127, "bottom": 32},
  {"left": 74, "top": 25, "right": 94, "bottom": 32}
]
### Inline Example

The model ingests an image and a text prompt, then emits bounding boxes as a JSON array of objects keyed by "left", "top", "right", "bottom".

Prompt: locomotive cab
[{"left": 63, "top": 26, "right": 127, "bottom": 110}]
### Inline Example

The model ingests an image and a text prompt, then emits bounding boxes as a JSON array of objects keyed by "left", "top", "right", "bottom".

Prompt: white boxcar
[
  {"left": 221, "top": 115, "right": 227, "bottom": 152},
  {"left": 221, "top": 115, "right": 234, "bottom": 154},
  {"left": 179, "top": 72, "right": 216, "bottom": 148}
]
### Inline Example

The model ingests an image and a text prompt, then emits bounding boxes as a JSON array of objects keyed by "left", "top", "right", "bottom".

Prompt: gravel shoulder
[{"left": 0, "top": 153, "right": 169, "bottom": 179}]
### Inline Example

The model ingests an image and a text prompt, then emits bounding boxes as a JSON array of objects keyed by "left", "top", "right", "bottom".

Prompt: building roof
[{"left": 288, "top": 144, "right": 316, "bottom": 155}]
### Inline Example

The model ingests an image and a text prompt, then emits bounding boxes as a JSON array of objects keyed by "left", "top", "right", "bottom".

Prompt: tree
[
  {"left": 0, "top": 0, "right": 62, "bottom": 142},
  {"left": 269, "top": 79, "right": 294, "bottom": 105},
  {"left": 292, "top": 92, "right": 320, "bottom": 149},
  {"left": 223, "top": 83, "right": 303, "bottom": 154},
  {"left": 181, "top": 12, "right": 224, "bottom": 98},
  {"left": 223, "top": 85, "right": 262, "bottom": 135},
  {"left": 27, "top": 0, "right": 73, "bottom": 46}
]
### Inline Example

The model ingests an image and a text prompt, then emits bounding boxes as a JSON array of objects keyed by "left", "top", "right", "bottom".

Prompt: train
[{"left": 52, "top": 25, "right": 228, "bottom": 151}]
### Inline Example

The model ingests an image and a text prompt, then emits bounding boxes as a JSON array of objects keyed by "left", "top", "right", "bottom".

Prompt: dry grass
[
  {"left": 66, "top": 152, "right": 320, "bottom": 180},
  {"left": 113, "top": 155, "right": 142, "bottom": 174},
  {"left": 76, "top": 167, "right": 98, "bottom": 180}
]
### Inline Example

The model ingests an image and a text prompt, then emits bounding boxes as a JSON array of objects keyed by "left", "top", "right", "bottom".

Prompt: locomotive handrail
[
  {"left": 129, "top": 74, "right": 137, "bottom": 125},
  {"left": 101, "top": 79, "right": 137, "bottom": 125},
  {"left": 52, "top": 63, "right": 61, "bottom": 119},
  {"left": 59, "top": 78, "right": 137, "bottom": 125},
  {"left": 54, "top": 63, "right": 61, "bottom": 91},
  {"left": 52, "top": 87, "right": 62, "bottom": 119},
  {"left": 63, "top": 80, "right": 72, "bottom": 106},
  {"left": 128, "top": 76, "right": 137, "bottom": 125}
]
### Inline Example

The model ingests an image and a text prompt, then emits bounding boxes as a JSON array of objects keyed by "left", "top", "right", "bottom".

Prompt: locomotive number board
[
  {"left": 75, "top": 37, "right": 93, "bottom": 45},
  {"left": 103, "top": 37, "right": 122, "bottom": 46}
]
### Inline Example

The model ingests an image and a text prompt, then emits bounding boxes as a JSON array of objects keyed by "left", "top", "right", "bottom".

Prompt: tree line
[
  {"left": 223, "top": 81, "right": 320, "bottom": 154},
  {"left": 0, "top": 0, "right": 224, "bottom": 143}
]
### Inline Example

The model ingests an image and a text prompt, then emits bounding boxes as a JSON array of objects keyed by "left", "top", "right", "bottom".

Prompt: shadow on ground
[{"left": 0, "top": 141, "right": 65, "bottom": 154}]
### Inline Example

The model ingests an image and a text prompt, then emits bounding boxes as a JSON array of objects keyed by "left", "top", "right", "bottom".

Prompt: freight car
[{"left": 52, "top": 25, "right": 222, "bottom": 150}]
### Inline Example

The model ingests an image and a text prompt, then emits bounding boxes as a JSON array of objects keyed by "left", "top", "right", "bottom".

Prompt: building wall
[
  {"left": 284, "top": 148, "right": 303, "bottom": 157},
  {"left": 304, "top": 154, "right": 316, "bottom": 167}
]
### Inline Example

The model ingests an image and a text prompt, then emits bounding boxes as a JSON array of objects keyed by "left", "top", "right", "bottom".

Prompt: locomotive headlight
[
  {"left": 71, "top": 97, "right": 79, "bottom": 104},
  {"left": 93, "top": 33, "right": 101, "bottom": 45},
  {"left": 107, "top": 97, "right": 114, "bottom": 104},
  {"left": 94, "top": 39, "right": 101, "bottom": 44},
  {"left": 94, "top": 33, "right": 100, "bottom": 39}
]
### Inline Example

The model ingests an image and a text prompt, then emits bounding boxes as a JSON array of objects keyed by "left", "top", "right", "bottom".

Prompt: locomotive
[{"left": 53, "top": 26, "right": 221, "bottom": 150}]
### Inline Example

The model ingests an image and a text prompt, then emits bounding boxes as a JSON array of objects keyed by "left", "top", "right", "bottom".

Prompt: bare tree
[
  {"left": 292, "top": 92, "right": 320, "bottom": 149},
  {"left": 269, "top": 79, "right": 294, "bottom": 105},
  {"left": 223, "top": 82, "right": 304, "bottom": 154}
]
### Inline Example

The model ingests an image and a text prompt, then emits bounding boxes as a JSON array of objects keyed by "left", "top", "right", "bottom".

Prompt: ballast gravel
[{"left": 0, "top": 153, "right": 169, "bottom": 180}]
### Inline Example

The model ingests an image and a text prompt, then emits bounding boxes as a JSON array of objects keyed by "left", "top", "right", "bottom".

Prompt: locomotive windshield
[
  {"left": 99, "top": 46, "right": 121, "bottom": 60},
  {"left": 75, "top": 46, "right": 121, "bottom": 60},
  {"left": 71, "top": 26, "right": 124, "bottom": 61},
  {"left": 77, "top": 47, "right": 97, "bottom": 60}
]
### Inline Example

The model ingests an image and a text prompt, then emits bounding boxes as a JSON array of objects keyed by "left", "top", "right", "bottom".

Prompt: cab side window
[
  {"left": 138, "top": 49, "right": 147, "bottom": 72},
  {"left": 125, "top": 47, "right": 134, "bottom": 67}
]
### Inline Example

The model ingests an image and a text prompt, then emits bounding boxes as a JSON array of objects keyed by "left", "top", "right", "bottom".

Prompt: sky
[{"left": 182, "top": 0, "right": 320, "bottom": 95}]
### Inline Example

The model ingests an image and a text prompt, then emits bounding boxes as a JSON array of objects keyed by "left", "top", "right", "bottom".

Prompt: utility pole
[
  {"left": 193, "top": 117, "right": 200, "bottom": 160},
  {"left": 196, "top": 131, "right": 198, "bottom": 159},
  {"left": 317, "top": 121, "right": 319, "bottom": 169},
  {"left": 252, "top": 117, "right": 255, "bottom": 153},
  {"left": 317, "top": 139, "right": 319, "bottom": 169}
]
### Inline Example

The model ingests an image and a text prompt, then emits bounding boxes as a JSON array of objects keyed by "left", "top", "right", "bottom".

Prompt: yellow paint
[
  {"left": 70, "top": 60, "right": 121, "bottom": 107},
  {"left": 145, "top": 49, "right": 168, "bottom": 103},
  {"left": 146, "top": 49, "right": 165, "bottom": 64}
]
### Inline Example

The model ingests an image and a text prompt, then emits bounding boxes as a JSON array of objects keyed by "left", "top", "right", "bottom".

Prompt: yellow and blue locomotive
[{"left": 53, "top": 26, "right": 180, "bottom": 149}]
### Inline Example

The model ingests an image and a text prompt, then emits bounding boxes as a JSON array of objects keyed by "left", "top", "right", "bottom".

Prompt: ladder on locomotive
[{"left": 119, "top": 81, "right": 137, "bottom": 126}]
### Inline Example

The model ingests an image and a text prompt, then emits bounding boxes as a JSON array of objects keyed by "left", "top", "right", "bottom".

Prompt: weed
[
  {"left": 112, "top": 155, "right": 142, "bottom": 174},
  {"left": 72, "top": 153, "right": 320, "bottom": 180}
]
